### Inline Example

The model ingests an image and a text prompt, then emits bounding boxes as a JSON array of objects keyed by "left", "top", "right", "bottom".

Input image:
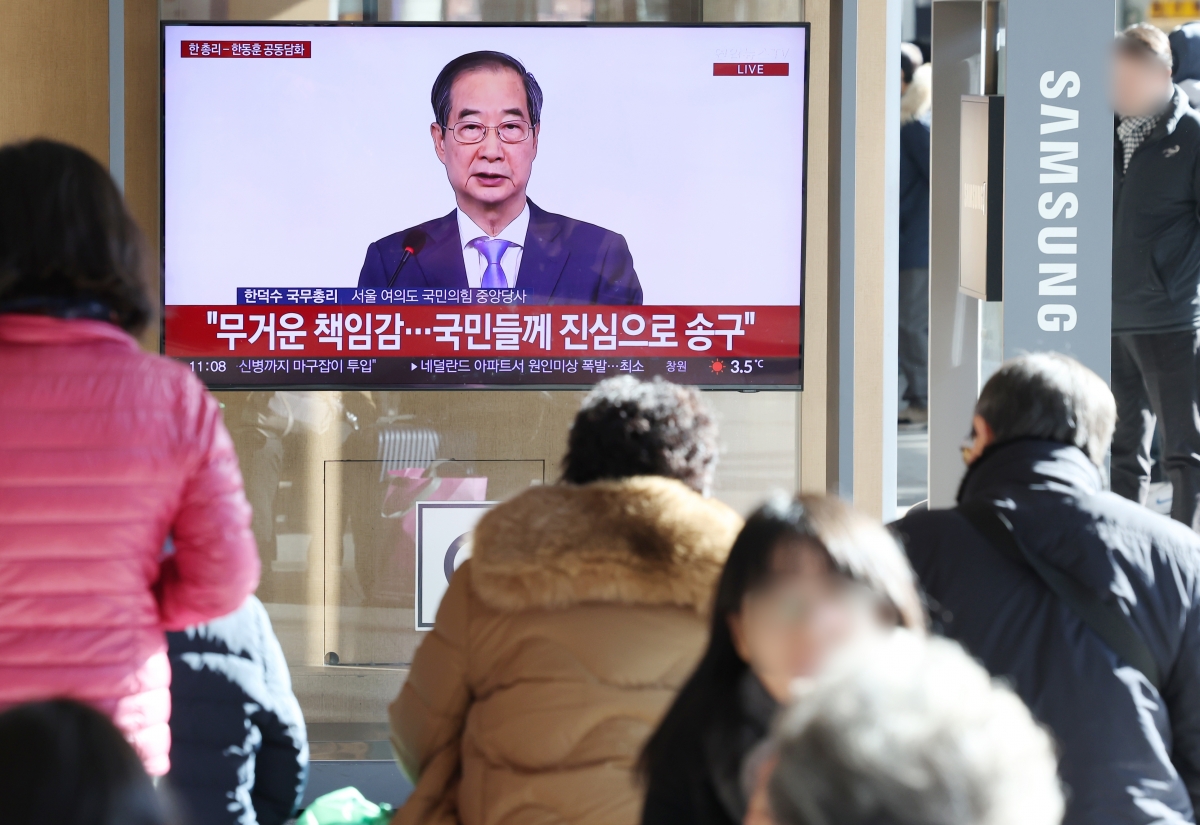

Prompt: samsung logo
[{"left": 1037, "top": 70, "right": 1080, "bottom": 333}]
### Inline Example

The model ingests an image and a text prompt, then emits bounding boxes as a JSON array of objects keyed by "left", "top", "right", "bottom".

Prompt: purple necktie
[{"left": 470, "top": 237, "right": 516, "bottom": 288}]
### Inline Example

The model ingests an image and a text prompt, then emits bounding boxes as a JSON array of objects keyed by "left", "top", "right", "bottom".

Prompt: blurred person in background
[
  {"left": 0, "top": 139, "right": 260, "bottom": 776},
  {"left": 639, "top": 494, "right": 925, "bottom": 825},
  {"left": 896, "top": 353, "right": 1200, "bottom": 825},
  {"left": 165, "top": 595, "right": 308, "bottom": 825},
  {"left": 1170, "top": 21, "right": 1200, "bottom": 108},
  {"left": 898, "top": 43, "right": 931, "bottom": 427},
  {"left": 0, "top": 699, "right": 174, "bottom": 825},
  {"left": 767, "top": 632, "right": 1063, "bottom": 825},
  {"left": 1111, "top": 23, "right": 1200, "bottom": 530},
  {"left": 388, "top": 376, "right": 742, "bottom": 825}
]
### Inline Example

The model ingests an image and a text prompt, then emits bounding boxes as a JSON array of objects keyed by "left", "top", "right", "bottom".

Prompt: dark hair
[
  {"left": 431, "top": 51, "right": 544, "bottom": 129},
  {"left": 1117, "top": 23, "right": 1173, "bottom": 70},
  {"left": 899, "top": 42, "right": 922, "bottom": 84},
  {"left": 0, "top": 139, "right": 150, "bottom": 334},
  {"left": 1169, "top": 22, "right": 1200, "bottom": 82},
  {"left": 974, "top": 352, "right": 1115, "bottom": 467},
  {"left": 0, "top": 699, "right": 170, "bottom": 825},
  {"left": 561, "top": 376, "right": 718, "bottom": 492},
  {"left": 639, "top": 494, "right": 925, "bottom": 792}
]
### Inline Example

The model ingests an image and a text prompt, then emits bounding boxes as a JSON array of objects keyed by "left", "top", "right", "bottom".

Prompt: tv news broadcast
[{"left": 162, "top": 23, "right": 809, "bottom": 389}]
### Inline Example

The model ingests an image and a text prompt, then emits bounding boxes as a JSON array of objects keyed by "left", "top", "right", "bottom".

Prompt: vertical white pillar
[
  {"left": 928, "top": 0, "right": 984, "bottom": 507},
  {"left": 851, "top": 0, "right": 901, "bottom": 520}
]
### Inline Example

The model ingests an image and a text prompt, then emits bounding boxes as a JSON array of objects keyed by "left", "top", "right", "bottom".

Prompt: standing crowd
[{"left": 7, "top": 21, "right": 1200, "bottom": 825}]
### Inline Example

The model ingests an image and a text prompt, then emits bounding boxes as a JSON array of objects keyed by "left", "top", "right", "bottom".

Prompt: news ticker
[
  {"left": 164, "top": 305, "right": 801, "bottom": 360},
  {"left": 176, "top": 355, "right": 801, "bottom": 388}
]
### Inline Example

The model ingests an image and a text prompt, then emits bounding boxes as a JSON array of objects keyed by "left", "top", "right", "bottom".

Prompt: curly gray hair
[
  {"left": 561, "top": 376, "right": 718, "bottom": 493},
  {"left": 769, "top": 631, "right": 1063, "bottom": 825}
]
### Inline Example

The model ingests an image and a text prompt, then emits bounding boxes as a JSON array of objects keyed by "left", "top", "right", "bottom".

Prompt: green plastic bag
[{"left": 297, "top": 787, "right": 395, "bottom": 825}]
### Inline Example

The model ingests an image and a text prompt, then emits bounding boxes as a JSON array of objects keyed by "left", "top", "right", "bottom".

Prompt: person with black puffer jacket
[
  {"left": 896, "top": 353, "right": 1200, "bottom": 825},
  {"left": 165, "top": 596, "right": 308, "bottom": 825}
]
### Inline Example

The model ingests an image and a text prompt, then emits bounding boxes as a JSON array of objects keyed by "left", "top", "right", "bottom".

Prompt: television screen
[{"left": 161, "top": 22, "right": 809, "bottom": 389}]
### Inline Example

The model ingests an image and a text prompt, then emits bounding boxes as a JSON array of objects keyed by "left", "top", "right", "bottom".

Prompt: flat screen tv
[{"left": 161, "top": 22, "right": 809, "bottom": 389}]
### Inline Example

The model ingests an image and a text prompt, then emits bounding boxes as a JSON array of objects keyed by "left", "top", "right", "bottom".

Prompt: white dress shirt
[{"left": 457, "top": 204, "right": 530, "bottom": 289}]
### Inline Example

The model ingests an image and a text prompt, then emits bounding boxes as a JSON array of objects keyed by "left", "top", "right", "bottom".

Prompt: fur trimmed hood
[
  {"left": 469, "top": 477, "right": 742, "bottom": 615},
  {"left": 902, "top": 63, "right": 932, "bottom": 126}
]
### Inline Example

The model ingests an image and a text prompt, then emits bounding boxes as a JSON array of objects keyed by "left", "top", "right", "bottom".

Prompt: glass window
[{"left": 185, "top": 0, "right": 805, "bottom": 767}]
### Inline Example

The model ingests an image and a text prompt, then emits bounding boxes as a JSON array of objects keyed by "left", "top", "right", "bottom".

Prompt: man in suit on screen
[{"left": 357, "top": 51, "right": 643, "bottom": 305}]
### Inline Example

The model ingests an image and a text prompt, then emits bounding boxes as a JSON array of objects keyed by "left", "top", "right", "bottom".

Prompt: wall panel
[
  {"left": 0, "top": 3, "right": 109, "bottom": 164},
  {"left": 127, "top": 0, "right": 162, "bottom": 351}
]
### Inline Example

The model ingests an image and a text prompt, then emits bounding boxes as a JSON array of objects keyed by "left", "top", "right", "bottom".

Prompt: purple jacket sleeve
[
  {"left": 358, "top": 241, "right": 388, "bottom": 289},
  {"left": 596, "top": 233, "right": 643, "bottom": 306}
]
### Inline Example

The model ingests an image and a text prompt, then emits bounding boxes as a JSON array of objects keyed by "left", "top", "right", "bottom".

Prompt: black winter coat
[
  {"left": 1113, "top": 87, "right": 1200, "bottom": 334},
  {"left": 899, "top": 115, "right": 931, "bottom": 270},
  {"left": 166, "top": 596, "right": 308, "bottom": 825},
  {"left": 896, "top": 440, "right": 1200, "bottom": 825},
  {"left": 641, "top": 672, "right": 778, "bottom": 825}
]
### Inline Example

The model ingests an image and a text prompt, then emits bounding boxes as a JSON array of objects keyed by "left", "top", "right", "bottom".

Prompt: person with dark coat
[
  {"left": 1112, "top": 24, "right": 1200, "bottom": 530},
  {"left": 895, "top": 352, "right": 1200, "bottom": 825},
  {"left": 1170, "top": 21, "right": 1200, "bottom": 108},
  {"left": 640, "top": 495, "right": 925, "bottom": 825},
  {"left": 898, "top": 47, "right": 931, "bottom": 426},
  {"left": 165, "top": 596, "right": 308, "bottom": 825}
]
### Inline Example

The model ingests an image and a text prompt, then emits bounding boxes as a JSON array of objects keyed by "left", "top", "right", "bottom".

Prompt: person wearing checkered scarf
[{"left": 1112, "top": 23, "right": 1200, "bottom": 533}]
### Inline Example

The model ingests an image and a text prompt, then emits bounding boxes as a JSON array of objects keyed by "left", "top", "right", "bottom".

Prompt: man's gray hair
[
  {"left": 769, "top": 631, "right": 1063, "bottom": 825},
  {"left": 975, "top": 352, "right": 1115, "bottom": 467}
]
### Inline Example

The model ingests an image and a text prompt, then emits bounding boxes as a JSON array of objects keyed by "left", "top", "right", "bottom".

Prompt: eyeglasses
[
  {"left": 961, "top": 429, "right": 976, "bottom": 465},
  {"left": 447, "top": 120, "right": 533, "bottom": 145}
]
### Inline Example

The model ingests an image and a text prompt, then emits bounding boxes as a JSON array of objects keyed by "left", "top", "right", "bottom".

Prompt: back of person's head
[
  {"left": 640, "top": 494, "right": 925, "bottom": 784},
  {"left": 974, "top": 352, "right": 1115, "bottom": 467},
  {"left": 0, "top": 139, "right": 150, "bottom": 334},
  {"left": 899, "top": 42, "right": 923, "bottom": 85},
  {"left": 561, "top": 376, "right": 718, "bottom": 493},
  {"left": 769, "top": 632, "right": 1063, "bottom": 825},
  {"left": 1170, "top": 21, "right": 1200, "bottom": 82},
  {"left": 0, "top": 699, "right": 169, "bottom": 825}
]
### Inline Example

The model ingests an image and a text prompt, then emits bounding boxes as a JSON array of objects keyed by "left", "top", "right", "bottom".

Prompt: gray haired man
[
  {"left": 768, "top": 632, "right": 1063, "bottom": 825},
  {"left": 896, "top": 352, "right": 1200, "bottom": 825}
]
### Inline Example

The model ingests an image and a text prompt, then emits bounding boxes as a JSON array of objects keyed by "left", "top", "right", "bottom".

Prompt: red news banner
[
  {"left": 181, "top": 40, "right": 311, "bottom": 58},
  {"left": 165, "top": 305, "right": 801, "bottom": 359}
]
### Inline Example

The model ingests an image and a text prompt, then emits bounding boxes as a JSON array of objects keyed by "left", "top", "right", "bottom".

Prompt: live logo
[{"left": 713, "top": 62, "right": 789, "bottom": 76}]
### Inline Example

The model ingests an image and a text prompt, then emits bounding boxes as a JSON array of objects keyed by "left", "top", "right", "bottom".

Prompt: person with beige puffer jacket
[{"left": 388, "top": 377, "right": 742, "bottom": 825}]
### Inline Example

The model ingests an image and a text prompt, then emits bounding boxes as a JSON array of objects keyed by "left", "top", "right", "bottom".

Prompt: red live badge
[{"left": 713, "top": 63, "right": 789, "bottom": 76}]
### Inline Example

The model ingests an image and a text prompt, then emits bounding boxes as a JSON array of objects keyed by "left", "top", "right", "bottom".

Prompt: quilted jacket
[
  {"left": 388, "top": 477, "right": 742, "bottom": 825},
  {"left": 0, "top": 314, "right": 260, "bottom": 775}
]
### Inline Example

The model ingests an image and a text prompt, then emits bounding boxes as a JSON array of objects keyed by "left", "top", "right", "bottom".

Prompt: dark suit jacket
[{"left": 357, "top": 201, "right": 643, "bottom": 305}]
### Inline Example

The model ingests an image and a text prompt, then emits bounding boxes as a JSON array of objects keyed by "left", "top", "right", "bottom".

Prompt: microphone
[{"left": 387, "top": 229, "right": 428, "bottom": 289}]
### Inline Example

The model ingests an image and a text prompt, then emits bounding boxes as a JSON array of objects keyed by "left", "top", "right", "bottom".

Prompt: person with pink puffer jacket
[{"left": 0, "top": 139, "right": 261, "bottom": 777}]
